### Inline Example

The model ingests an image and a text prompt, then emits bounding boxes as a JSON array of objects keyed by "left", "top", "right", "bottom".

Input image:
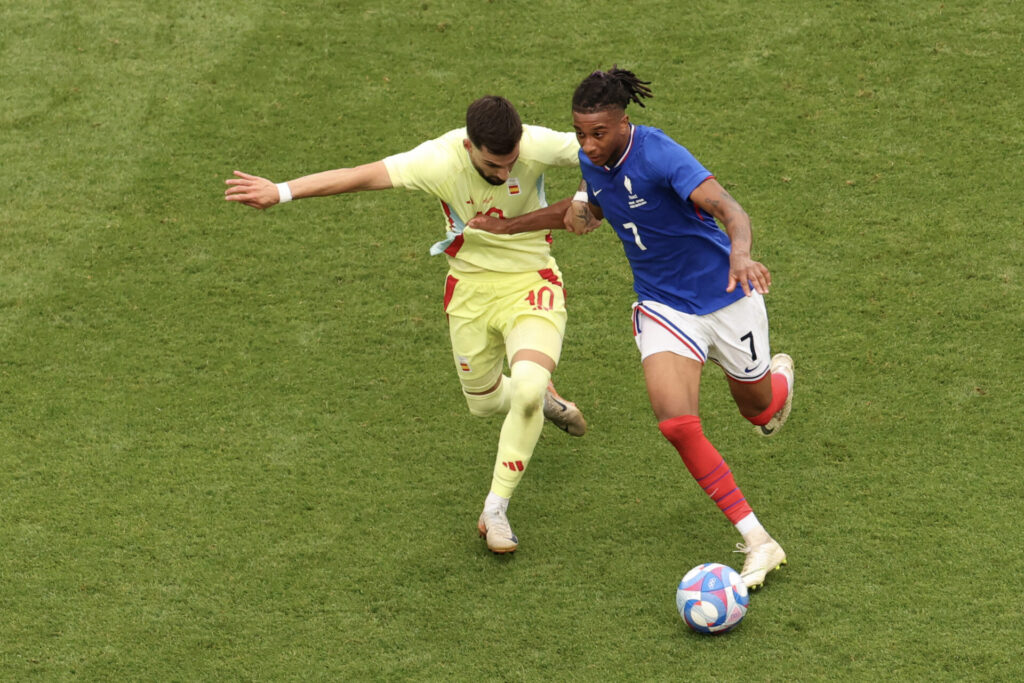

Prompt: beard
[{"left": 473, "top": 163, "right": 506, "bottom": 186}]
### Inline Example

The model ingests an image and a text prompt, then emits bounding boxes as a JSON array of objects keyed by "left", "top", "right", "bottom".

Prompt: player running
[
  {"left": 225, "top": 96, "right": 586, "bottom": 554},
  {"left": 569, "top": 68, "right": 793, "bottom": 589},
  {"left": 470, "top": 70, "right": 793, "bottom": 589}
]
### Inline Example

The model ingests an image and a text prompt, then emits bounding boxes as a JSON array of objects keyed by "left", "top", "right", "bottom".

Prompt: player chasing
[
  {"left": 470, "top": 69, "right": 793, "bottom": 589},
  {"left": 225, "top": 96, "right": 587, "bottom": 555}
]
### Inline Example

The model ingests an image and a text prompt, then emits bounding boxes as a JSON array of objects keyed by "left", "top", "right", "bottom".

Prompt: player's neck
[{"left": 605, "top": 124, "right": 634, "bottom": 169}]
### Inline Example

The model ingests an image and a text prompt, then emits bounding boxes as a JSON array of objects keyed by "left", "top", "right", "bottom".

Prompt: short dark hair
[
  {"left": 572, "top": 67, "right": 653, "bottom": 114},
  {"left": 466, "top": 95, "right": 522, "bottom": 155}
]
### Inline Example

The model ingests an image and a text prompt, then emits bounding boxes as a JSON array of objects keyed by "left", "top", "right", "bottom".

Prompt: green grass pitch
[{"left": 1, "top": 0, "right": 1022, "bottom": 679}]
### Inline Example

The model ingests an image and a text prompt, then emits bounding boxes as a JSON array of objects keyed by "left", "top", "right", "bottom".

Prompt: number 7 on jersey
[{"left": 622, "top": 221, "right": 647, "bottom": 251}]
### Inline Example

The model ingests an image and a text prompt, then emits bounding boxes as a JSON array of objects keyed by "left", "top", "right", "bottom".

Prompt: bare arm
[
  {"left": 466, "top": 198, "right": 575, "bottom": 235},
  {"left": 224, "top": 161, "right": 393, "bottom": 210},
  {"left": 689, "top": 177, "right": 770, "bottom": 295}
]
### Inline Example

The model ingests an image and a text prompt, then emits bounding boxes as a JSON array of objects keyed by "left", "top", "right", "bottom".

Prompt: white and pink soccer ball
[{"left": 676, "top": 563, "right": 750, "bottom": 634}]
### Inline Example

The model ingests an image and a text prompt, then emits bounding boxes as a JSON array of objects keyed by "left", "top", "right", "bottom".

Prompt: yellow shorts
[{"left": 443, "top": 264, "right": 568, "bottom": 393}]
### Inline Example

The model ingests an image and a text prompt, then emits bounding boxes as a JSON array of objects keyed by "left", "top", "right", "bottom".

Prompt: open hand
[
  {"left": 727, "top": 252, "right": 771, "bottom": 295},
  {"left": 224, "top": 171, "right": 281, "bottom": 210}
]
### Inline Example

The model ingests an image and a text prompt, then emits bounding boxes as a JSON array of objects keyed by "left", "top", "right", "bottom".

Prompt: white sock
[
  {"left": 484, "top": 491, "right": 509, "bottom": 514},
  {"left": 734, "top": 512, "right": 767, "bottom": 541}
]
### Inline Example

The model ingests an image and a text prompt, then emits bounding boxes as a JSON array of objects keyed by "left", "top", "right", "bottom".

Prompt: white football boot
[
  {"left": 477, "top": 508, "right": 519, "bottom": 554},
  {"left": 735, "top": 537, "right": 787, "bottom": 590}
]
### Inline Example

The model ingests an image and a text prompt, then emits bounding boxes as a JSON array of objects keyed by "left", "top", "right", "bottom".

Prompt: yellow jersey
[{"left": 383, "top": 125, "right": 579, "bottom": 273}]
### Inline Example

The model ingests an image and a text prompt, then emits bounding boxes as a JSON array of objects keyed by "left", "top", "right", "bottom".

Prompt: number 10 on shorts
[{"left": 526, "top": 286, "right": 555, "bottom": 311}]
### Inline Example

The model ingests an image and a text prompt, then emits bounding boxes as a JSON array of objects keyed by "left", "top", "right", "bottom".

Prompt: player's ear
[{"left": 463, "top": 138, "right": 473, "bottom": 152}]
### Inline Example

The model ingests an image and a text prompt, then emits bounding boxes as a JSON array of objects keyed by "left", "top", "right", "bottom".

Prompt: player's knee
[
  {"left": 509, "top": 361, "right": 550, "bottom": 419},
  {"left": 658, "top": 414, "right": 703, "bottom": 447},
  {"left": 509, "top": 376, "right": 546, "bottom": 418}
]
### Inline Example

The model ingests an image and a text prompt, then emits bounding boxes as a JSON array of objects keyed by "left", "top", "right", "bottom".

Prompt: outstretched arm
[
  {"left": 468, "top": 179, "right": 603, "bottom": 236},
  {"left": 689, "top": 177, "right": 771, "bottom": 295},
  {"left": 466, "top": 198, "right": 574, "bottom": 235},
  {"left": 224, "top": 161, "right": 393, "bottom": 210}
]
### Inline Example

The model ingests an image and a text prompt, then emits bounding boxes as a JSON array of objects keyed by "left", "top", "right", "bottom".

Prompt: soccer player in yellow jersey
[{"left": 225, "top": 96, "right": 586, "bottom": 554}]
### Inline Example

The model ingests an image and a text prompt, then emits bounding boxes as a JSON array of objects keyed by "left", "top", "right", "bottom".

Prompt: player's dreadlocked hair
[
  {"left": 465, "top": 95, "right": 523, "bottom": 155},
  {"left": 572, "top": 67, "right": 653, "bottom": 114}
]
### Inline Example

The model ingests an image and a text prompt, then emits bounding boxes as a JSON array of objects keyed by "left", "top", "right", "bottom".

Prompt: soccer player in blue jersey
[
  {"left": 471, "top": 69, "right": 794, "bottom": 588},
  {"left": 569, "top": 68, "right": 794, "bottom": 589}
]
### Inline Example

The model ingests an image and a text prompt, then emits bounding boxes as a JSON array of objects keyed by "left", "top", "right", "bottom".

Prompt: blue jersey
[{"left": 580, "top": 124, "right": 745, "bottom": 315}]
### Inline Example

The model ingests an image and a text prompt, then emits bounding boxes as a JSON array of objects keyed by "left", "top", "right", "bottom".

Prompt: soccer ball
[{"left": 676, "top": 563, "right": 749, "bottom": 634}]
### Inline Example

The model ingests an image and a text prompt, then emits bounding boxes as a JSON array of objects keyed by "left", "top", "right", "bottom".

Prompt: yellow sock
[{"left": 489, "top": 360, "right": 550, "bottom": 498}]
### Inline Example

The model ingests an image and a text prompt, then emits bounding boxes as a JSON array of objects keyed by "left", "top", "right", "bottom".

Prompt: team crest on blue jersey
[
  {"left": 625, "top": 175, "right": 647, "bottom": 209},
  {"left": 507, "top": 177, "right": 521, "bottom": 195}
]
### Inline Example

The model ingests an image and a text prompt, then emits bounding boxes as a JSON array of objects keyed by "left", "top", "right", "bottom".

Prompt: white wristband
[
  {"left": 276, "top": 182, "right": 293, "bottom": 204},
  {"left": 572, "top": 191, "right": 589, "bottom": 203}
]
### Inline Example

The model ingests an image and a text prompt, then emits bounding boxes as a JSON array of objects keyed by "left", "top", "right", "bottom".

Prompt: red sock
[
  {"left": 658, "top": 415, "right": 752, "bottom": 524},
  {"left": 747, "top": 372, "right": 790, "bottom": 426}
]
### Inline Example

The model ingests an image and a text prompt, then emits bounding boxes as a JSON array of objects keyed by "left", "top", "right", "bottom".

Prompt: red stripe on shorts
[{"left": 538, "top": 268, "right": 562, "bottom": 287}]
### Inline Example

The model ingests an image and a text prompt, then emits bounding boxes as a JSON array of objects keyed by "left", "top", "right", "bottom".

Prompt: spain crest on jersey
[{"left": 507, "top": 177, "right": 521, "bottom": 195}]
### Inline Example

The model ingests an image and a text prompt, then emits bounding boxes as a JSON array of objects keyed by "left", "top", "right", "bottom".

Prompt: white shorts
[{"left": 632, "top": 294, "right": 772, "bottom": 383}]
